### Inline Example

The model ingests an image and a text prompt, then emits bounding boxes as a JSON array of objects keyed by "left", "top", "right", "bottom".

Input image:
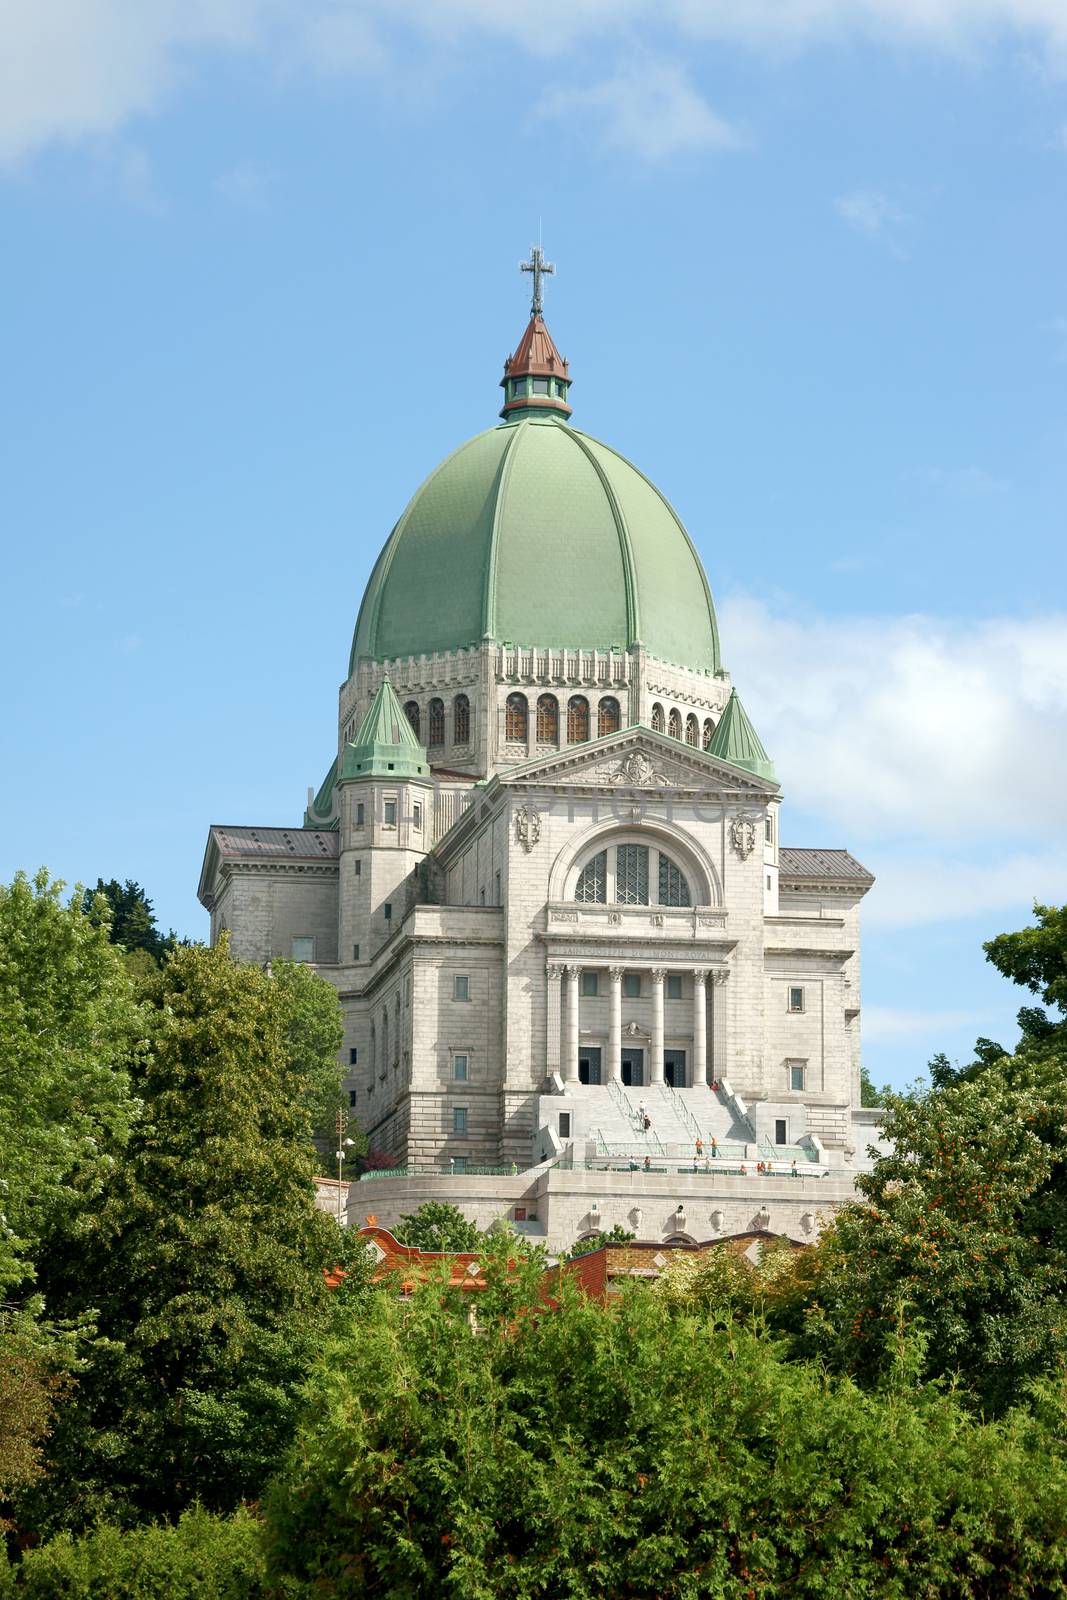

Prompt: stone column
[
  {"left": 608, "top": 966, "right": 624, "bottom": 1084},
  {"left": 650, "top": 968, "right": 666, "bottom": 1085},
  {"left": 693, "top": 967, "right": 709, "bottom": 1086},
  {"left": 546, "top": 964, "right": 562, "bottom": 1079},
  {"left": 710, "top": 968, "right": 729, "bottom": 1084},
  {"left": 564, "top": 965, "right": 581, "bottom": 1084}
]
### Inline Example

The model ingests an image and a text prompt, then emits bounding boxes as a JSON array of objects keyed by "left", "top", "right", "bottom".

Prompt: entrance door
[
  {"left": 664, "top": 1049, "right": 687, "bottom": 1088},
  {"left": 621, "top": 1047, "right": 644, "bottom": 1087},
  {"left": 578, "top": 1047, "right": 602, "bottom": 1086}
]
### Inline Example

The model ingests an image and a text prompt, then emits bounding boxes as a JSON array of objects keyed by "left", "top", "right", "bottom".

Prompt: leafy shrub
[{"left": 7, "top": 1506, "right": 294, "bottom": 1598}]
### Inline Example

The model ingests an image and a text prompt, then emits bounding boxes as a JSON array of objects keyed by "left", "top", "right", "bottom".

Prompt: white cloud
[
  {"left": 721, "top": 597, "right": 1067, "bottom": 842},
  {"left": 5, "top": 0, "right": 1067, "bottom": 167},
  {"left": 540, "top": 59, "right": 742, "bottom": 161},
  {"left": 214, "top": 159, "right": 275, "bottom": 210},
  {"left": 861, "top": 849, "right": 1067, "bottom": 928},
  {"left": 835, "top": 189, "right": 907, "bottom": 238},
  {"left": 863, "top": 1004, "right": 987, "bottom": 1039}
]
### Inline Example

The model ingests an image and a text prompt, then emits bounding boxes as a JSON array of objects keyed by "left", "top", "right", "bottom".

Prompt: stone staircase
[{"left": 567, "top": 1081, "right": 754, "bottom": 1160}]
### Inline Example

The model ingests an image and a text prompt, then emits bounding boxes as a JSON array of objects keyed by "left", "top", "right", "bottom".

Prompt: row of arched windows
[
  {"left": 504, "top": 693, "right": 621, "bottom": 746},
  {"left": 651, "top": 703, "right": 715, "bottom": 750},
  {"left": 403, "top": 694, "right": 471, "bottom": 748}
]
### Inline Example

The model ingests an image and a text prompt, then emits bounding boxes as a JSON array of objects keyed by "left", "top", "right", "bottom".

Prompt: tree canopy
[
  {"left": 394, "top": 1201, "right": 483, "bottom": 1253},
  {"left": 82, "top": 879, "right": 176, "bottom": 964}
]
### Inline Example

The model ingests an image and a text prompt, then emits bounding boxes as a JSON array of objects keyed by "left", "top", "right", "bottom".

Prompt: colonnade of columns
[{"left": 546, "top": 962, "right": 729, "bottom": 1087}]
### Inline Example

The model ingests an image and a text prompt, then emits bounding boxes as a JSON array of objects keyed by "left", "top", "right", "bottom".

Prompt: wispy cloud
[
  {"left": 540, "top": 59, "right": 742, "bottom": 162},
  {"left": 214, "top": 160, "right": 275, "bottom": 211},
  {"left": 863, "top": 1005, "right": 987, "bottom": 1040},
  {"left": 834, "top": 188, "right": 911, "bottom": 255},
  {"left": 7, "top": 0, "right": 1067, "bottom": 168},
  {"left": 911, "top": 464, "right": 1009, "bottom": 496}
]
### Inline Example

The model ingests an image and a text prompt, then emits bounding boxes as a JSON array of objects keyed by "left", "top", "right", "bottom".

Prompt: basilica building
[{"left": 198, "top": 253, "right": 882, "bottom": 1248}]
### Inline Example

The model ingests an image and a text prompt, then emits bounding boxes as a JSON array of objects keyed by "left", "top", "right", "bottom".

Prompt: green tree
[
  {"left": 81, "top": 879, "right": 176, "bottom": 964},
  {"left": 28, "top": 938, "right": 341, "bottom": 1529},
  {"left": 394, "top": 1201, "right": 482, "bottom": 1252},
  {"left": 268, "top": 959, "right": 349, "bottom": 1144},
  {"left": 859, "top": 1062, "right": 890, "bottom": 1105},
  {"left": 567, "top": 1224, "right": 635, "bottom": 1258},
  {"left": 0, "top": 870, "right": 142, "bottom": 1294},
  {"left": 263, "top": 1262, "right": 1067, "bottom": 1597}
]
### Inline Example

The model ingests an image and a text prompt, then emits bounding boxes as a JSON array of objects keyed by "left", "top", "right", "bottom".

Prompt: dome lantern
[{"left": 500, "top": 246, "right": 572, "bottom": 421}]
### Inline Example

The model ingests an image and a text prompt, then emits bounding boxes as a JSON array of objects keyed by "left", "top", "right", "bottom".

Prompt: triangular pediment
[{"left": 499, "top": 726, "right": 779, "bottom": 795}]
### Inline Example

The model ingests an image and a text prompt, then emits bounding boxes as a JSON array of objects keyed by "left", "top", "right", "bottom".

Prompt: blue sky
[{"left": 2, "top": 1, "right": 1066, "bottom": 1089}]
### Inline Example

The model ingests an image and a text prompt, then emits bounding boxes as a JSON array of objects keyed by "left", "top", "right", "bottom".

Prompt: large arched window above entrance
[
  {"left": 404, "top": 700, "right": 420, "bottom": 738},
  {"left": 572, "top": 840, "right": 693, "bottom": 907},
  {"left": 668, "top": 708, "right": 682, "bottom": 740},
  {"left": 453, "top": 694, "right": 470, "bottom": 745},
  {"left": 567, "top": 695, "right": 590, "bottom": 743},
  {"left": 505, "top": 693, "right": 528, "bottom": 742},
  {"left": 651, "top": 703, "right": 665, "bottom": 734},
  {"left": 598, "top": 697, "right": 621, "bottom": 737},
  {"left": 537, "top": 693, "right": 559, "bottom": 744},
  {"left": 428, "top": 698, "right": 445, "bottom": 746}
]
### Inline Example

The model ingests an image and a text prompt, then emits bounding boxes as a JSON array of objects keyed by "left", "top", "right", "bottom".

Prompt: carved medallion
[
  {"left": 600, "top": 751, "right": 672, "bottom": 788},
  {"left": 730, "top": 815, "right": 757, "bottom": 860},
  {"left": 514, "top": 804, "right": 541, "bottom": 852}
]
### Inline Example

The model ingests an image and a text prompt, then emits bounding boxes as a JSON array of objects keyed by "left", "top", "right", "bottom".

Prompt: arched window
[
  {"left": 703, "top": 718, "right": 714, "bottom": 750},
  {"left": 381, "top": 1011, "right": 389, "bottom": 1068},
  {"left": 668, "top": 708, "right": 682, "bottom": 740},
  {"left": 575, "top": 849, "right": 607, "bottom": 903},
  {"left": 651, "top": 702, "right": 665, "bottom": 734},
  {"left": 598, "top": 697, "right": 621, "bottom": 737},
  {"left": 567, "top": 695, "right": 589, "bottom": 743},
  {"left": 505, "top": 693, "right": 528, "bottom": 742},
  {"left": 573, "top": 841, "right": 693, "bottom": 907},
  {"left": 454, "top": 694, "right": 470, "bottom": 745},
  {"left": 404, "top": 700, "right": 420, "bottom": 739},
  {"left": 428, "top": 698, "right": 445, "bottom": 746},
  {"left": 537, "top": 693, "right": 559, "bottom": 744},
  {"left": 685, "top": 714, "right": 699, "bottom": 747}
]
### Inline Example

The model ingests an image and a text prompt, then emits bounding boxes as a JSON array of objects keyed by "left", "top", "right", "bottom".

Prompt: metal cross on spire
[{"left": 520, "top": 244, "right": 554, "bottom": 317}]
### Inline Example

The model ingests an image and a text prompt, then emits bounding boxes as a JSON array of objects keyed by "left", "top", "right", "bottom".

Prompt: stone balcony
[{"left": 545, "top": 901, "right": 730, "bottom": 943}]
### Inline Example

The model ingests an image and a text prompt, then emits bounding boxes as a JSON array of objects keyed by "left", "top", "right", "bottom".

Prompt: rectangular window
[
  {"left": 453, "top": 1053, "right": 469, "bottom": 1081},
  {"left": 788, "top": 987, "right": 805, "bottom": 1013},
  {"left": 558, "top": 1112, "right": 571, "bottom": 1139},
  {"left": 453, "top": 1106, "right": 468, "bottom": 1135},
  {"left": 766, "top": 874, "right": 772, "bottom": 891},
  {"left": 581, "top": 970, "right": 599, "bottom": 997},
  {"left": 765, "top": 815, "right": 773, "bottom": 844},
  {"left": 349, "top": 1047, "right": 359, "bottom": 1065},
  {"left": 413, "top": 802, "right": 423, "bottom": 830},
  {"left": 384, "top": 903, "right": 392, "bottom": 921},
  {"left": 666, "top": 973, "right": 683, "bottom": 1000},
  {"left": 775, "top": 1118, "right": 788, "bottom": 1146},
  {"left": 514, "top": 1206, "right": 527, "bottom": 1222},
  {"left": 454, "top": 974, "right": 470, "bottom": 1001},
  {"left": 532, "top": 377, "right": 549, "bottom": 394},
  {"left": 352, "top": 943, "right": 360, "bottom": 961},
  {"left": 356, "top": 801, "right": 365, "bottom": 827},
  {"left": 623, "top": 972, "right": 641, "bottom": 999},
  {"left": 789, "top": 1060, "right": 805, "bottom": 1091},
  {"left": 452, "top": 1155, "right": 468, "bottom": 1174},
  {"left": 383, "top": 799, "right": 397, "bottom": 827},
  {"left": 290, "top": 937, "right": 314, "bottom": 962},
  {"left": 348, "top": 1089, "right": 357, "bottom": 1107}
]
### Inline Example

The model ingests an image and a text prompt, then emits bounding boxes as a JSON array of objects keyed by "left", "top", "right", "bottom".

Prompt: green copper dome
[{"left": 350, "top": 415, "right": 721, "bottom": 676}]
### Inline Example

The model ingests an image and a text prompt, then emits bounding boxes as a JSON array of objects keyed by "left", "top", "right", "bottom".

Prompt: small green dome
[{"left": 350, "top": 416, "right": 721, "bottom": 675}]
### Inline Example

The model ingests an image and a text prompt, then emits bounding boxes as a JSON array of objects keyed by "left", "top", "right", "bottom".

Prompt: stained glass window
[
  {"left": 567, "top": 695, "right": 589, "bottom": 742},
  {"left": 668, "top": 709, "right": 682, "bottom": 740},
  {"left": 537, "top": 693, "right": 559, "bottom": 742},
  {"left": 685, "top": 714, "right": 699, "bottom": 747},
  {"left": 428, "top": 698, "right": 445, "bottom": 745},
  {"left": 506, "top": 693, "right": 528, "bottom": 741},
  {"left": 703, "top": 718, "right": 714, "bottom": 750},
  {"left": 575, "top": 850, "right": 607, "bottom": 903},
  {"left": 651, "top": 703, "right": 665, "bottom": 733},
  {"left": 404, "top": 700, "right": 420, "bottom": 738},
  {"left": 454, "top": 694, "right": 470, "bottom": 744},
  {"left": 598, "top": 697, "right": 621, "bottom": 736},
  {"left": 616, "top": 844, "right": 649, "bottom": 904}
]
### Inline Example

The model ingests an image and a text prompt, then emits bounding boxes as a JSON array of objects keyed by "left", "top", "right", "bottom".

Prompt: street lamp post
[{"left": 335, "top": 1105, "right": 355, "bottom": 1225}]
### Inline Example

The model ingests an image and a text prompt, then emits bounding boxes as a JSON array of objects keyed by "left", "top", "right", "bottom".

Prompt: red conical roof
[{"left": 500, "top": 315, "right": 572, "bottom": 420}]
